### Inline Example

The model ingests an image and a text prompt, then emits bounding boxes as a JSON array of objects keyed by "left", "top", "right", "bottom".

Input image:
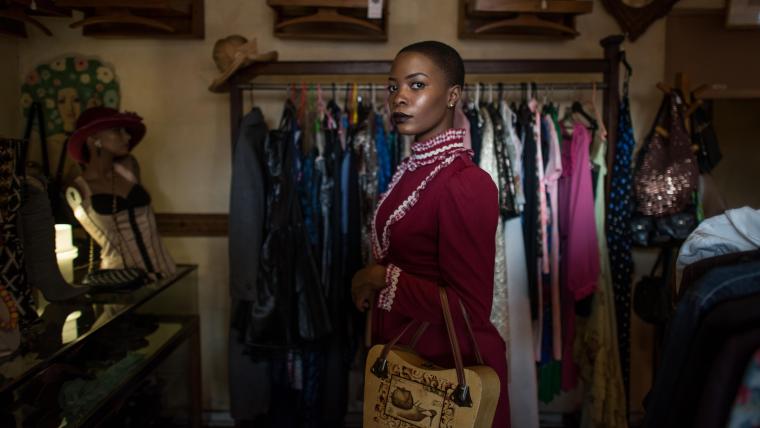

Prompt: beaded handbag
[{"left": 633, "top": 91, "right": 699, "bottom": 217}]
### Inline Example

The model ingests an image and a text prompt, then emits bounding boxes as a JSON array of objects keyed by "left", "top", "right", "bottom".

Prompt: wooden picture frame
[{"left": 726, "top": 0, "right": 760, "bottom": 28}]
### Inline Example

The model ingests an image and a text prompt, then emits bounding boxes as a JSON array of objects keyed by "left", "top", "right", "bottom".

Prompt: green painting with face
[
  {"left": 21, "top": 56, "right": 120, "bottom": 135},
  {"left": 20, "top": 56, "right": 120, "bottom": 182}
]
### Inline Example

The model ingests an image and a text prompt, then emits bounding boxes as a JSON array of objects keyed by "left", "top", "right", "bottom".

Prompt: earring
[
  {"left": 94, "top": 140, "right": 102, "bottom": 156},
  {"left": 448, "top": 103, "right": 455, "bottom": 109}
]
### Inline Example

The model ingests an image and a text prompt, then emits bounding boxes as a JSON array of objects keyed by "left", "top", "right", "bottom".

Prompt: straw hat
[{"left": 208, "top": 35, "right": 278, "bottom": 93}]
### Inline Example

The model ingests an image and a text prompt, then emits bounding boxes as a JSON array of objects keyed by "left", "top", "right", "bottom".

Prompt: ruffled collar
[{"left": 408, "top": 128, "right": 468, "bottom": 170}]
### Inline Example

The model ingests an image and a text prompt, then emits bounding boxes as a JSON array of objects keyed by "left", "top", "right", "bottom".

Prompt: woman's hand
[{"left": 351, "top": 264, "right": 387, "bottom": 312}]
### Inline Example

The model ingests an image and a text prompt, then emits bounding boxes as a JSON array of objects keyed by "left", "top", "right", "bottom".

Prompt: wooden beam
[{"left": 155, "top": 213, "right": 228, "bottom": 237}]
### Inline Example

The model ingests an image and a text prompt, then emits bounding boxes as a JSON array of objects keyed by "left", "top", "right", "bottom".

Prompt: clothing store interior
[{"left": 1, "top": 1, "right": 760, "bottom": 427}]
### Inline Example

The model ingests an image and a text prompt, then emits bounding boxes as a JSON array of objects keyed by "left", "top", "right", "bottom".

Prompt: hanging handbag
[
  {"left": 633, "top": 248, "right": 674, "bottom": 325},
  {"left": 363, "top": 288, "right": 500, "bottom": 428},
  {"left": 0, "top": 138, "right": 38, "bottom": 328},
  {"left": 633, "top": 91, "right": 699, "bottom": 217},
  {"left": 22, "top": 102, "right": 77, "bottom": 225}
]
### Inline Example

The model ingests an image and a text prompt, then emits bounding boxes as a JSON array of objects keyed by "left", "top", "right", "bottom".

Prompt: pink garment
[
  {"left": 564, "top": 123, "right": 600, "bottom": 300},
  {"left": 544, "top": 114, "right": 563, "bottom": 361},
  {"left": 530, "top": 100, "right": 549, "bottom": 361}
]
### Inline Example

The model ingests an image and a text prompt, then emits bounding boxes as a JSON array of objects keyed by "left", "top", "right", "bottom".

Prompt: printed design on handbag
[{"left": 370, "top": 359, "right": 461, "bottom": 427}]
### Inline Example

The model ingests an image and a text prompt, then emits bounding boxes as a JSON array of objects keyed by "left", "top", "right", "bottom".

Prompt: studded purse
[{"left": 634, "top": 91, "right": 699, "bottom": 217}]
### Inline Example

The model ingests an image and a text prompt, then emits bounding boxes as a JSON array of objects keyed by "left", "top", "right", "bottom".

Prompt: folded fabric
[{"left": 676, "top": 206, "right": 760, "bottom": 287}]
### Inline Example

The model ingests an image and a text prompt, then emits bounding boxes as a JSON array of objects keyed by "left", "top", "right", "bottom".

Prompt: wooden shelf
[
  {"left": 56, "top": 0, "right": 203, "bottom": 39},
  {"left": 459, "top": 0, "right": 593, "bottom": 39},
  {"left": 267, "top": 0, "right": 388, "bottom": 42},
  {"left": 468, "top": 0, "right": 592, "bottom": 14}
]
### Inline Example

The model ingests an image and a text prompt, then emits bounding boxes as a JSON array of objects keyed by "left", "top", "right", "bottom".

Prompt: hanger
[
  {"left": 488, "top": 83, "right": 494, "bottom": 104},
  {"left": 70, "top": 8, "right": 175, "bottom": 32},
  {"left": 590, "top": 82, "right": 607, "bottom": 140},
  {"left": 571, "top": 100, "right": 598, "bottom": 130},
  {"left": 497, "top": 83, "right": 504, "bottom": 104},
  {"left": 474, "top": 82, "right": 481, "bottom": 107},
  {"left": 275, "top": 8, "right": 383, "bottom": 34},
  {"left": 621, "top": 50, "right": 633, "bottom": 77},
  {"left": 474, "top": 14, "right": 578, "bottom": 37},
  {"left": 0, "top": 3, "right": 52, "bottom": 36}
]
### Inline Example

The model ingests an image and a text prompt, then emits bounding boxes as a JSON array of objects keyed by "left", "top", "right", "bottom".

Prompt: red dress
[{"left": 371, "top": 128, "right": 511, "bottom": 427}]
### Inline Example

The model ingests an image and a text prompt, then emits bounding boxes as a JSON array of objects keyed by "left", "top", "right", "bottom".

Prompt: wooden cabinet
[
  {"left": 0, "top": 266, "right": 201, "bottom": 427},
  {"left": 459, "top": 0, "right": 593, "bottom": 39}
]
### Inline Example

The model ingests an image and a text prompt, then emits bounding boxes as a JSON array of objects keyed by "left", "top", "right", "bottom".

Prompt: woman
[
  {"left": 352, "top": 41, "right": 510, "bottom": 427},
  {"left": 65, "top": 106, "right": 176, "bottom": 280}
]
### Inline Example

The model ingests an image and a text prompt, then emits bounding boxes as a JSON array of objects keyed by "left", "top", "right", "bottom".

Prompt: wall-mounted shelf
[
  {"left": 56, "top": 0, "right": 204, "bottom": 39},
  {"left": 267, "top": 0, "right": 388, "bottom": 42},
  {"left": 0, "top": 0, "right": 67, "bottom": 38},
  {"left": 459, "top": 0, "right": 593, "bottom": 39}
]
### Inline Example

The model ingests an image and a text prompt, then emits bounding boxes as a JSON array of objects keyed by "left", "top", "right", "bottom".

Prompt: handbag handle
[
  {"left": 22, "top": 102, "right": 51, "bottom": 178},
  {"left": 370, "top": 287, "right": 483, "bottom": 408}
]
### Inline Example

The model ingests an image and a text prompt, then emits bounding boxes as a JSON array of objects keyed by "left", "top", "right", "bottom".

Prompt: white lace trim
[
  {"left": 371, "top": 152, "right": 465, "bottom": 261},
  {"left": 378, "top": 264, "right": 401, "bottom": 311},
  {"left": 411, "top": 128, "right": 466, "bottom": 152},
  {"left": 412, "top": 143, "right": 466, "bottom": 162}
]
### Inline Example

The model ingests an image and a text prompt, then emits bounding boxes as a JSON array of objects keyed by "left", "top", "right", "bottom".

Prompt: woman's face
[
  {"left": 57, "top": 87, "right": 81, "bottom": 132},
  {"left": 93, "top": 127, "right": 131, "bottom": 158},
  {"left": 387, "top": 52, "right": 459, "bottom": 141}
]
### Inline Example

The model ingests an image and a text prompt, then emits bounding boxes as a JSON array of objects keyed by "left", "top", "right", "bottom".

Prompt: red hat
[{"left": 68, "top": 107, "right": 146, "bottom": 163}]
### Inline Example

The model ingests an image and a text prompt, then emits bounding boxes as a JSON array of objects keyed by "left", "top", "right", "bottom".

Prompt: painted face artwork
[
  {"left": 56, "top": 87, "right": 81, "bottom": 132},
  {"left": 21, "top": 56, "right": 120, "bottom": 137},
  {"left": 387, "top": 52, "right": 457, "bottom": 142}
]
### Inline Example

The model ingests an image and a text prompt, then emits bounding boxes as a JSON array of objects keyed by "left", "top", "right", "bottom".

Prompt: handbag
[
  {"left": 22, "top": 102, "right": 76, "bottom": 225},
  {"left": 82, "top": 268, "right": 148, "bottom": 290},
  {"left": 363, "top": 288, "right": 500, "bottom": 428},
  {"left": 0, "top": 138, "right": 38, "bottom": 328},
  {"left": 634, "top": 91, "right": 699, "bottom": 217},
  {"left": 633, "top": 249, "right": 674, "bottom": 324},
  {"left": 82, "top": 237, "right": 148, "bottom": 290}
]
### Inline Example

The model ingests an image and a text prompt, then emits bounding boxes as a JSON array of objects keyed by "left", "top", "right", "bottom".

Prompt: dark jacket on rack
[
  {"left": 229, "top": 108, "right": 267, "bottom": 301},
  {"left": 237, "top": 101, "right": 332, "bottom": 350},
  {"left": 228, "top": 107, "right": 271, "bottom": 421},
  {"left": 644, "top": 260, "right": 760, "bottom": 428}
]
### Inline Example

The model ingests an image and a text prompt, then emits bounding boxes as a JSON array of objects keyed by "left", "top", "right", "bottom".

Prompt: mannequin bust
[{"left": 65, "top": 107, "right": 176, "bottom": 280}]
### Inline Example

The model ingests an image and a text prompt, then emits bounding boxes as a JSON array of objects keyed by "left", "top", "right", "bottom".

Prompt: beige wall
[
  {"left": 10, "top": 0, "right": 668, "bottom": 414},
  {"left": 0, "top": 38, "right": 19, "bottom": 137},
  {"left": 712, "top": 99, "right": 760, "bottom": 209}
]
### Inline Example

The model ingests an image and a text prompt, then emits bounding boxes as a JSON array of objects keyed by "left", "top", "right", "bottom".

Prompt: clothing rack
[
  {"left": 236, "top": 82, "right": 608, "bottom": 91},
  {"left": 225, "top": 35, "right": 624, "bottom": 204}
]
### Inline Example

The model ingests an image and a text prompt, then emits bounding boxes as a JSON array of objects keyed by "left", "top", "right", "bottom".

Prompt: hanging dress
[
  {"left": 502, "top": 102, "right": 540, "bottom": 428},
  {"left": 480, "top": 106, "right": 509, "bottom": 351},
  {"left": 607, "top": 71, "right": 636, "bottom": 397},
  {"left": 577, "top": 134, "right": 628, "bottom": 428}
]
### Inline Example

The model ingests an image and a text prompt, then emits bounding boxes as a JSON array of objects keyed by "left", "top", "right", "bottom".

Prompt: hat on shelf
[
  {"left": 209, "top": 35, "right": 278, "bottom": 93},
  {"left": 68, "top": 107, "right": 146, "bottom": 163}
]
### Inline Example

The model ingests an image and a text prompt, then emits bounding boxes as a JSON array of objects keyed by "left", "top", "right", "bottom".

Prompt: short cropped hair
[{"left": 397, "top": 41, "right": 465, "bottom": 88}]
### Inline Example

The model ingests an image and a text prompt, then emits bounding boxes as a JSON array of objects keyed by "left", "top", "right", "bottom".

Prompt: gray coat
[
  {"left": 228, "top": 108, "right": 269, "bottom": 420},
  {"left": 229, "top": 107, "right": 267, "bottom": 300}
]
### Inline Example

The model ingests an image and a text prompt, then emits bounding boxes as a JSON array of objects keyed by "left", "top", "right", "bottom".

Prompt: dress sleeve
[{"left": 377, "top": 165, "right": 499, "bottom": 327}]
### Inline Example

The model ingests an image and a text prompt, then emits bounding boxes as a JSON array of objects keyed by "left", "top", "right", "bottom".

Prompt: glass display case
[{"left": 0, "top": 265, "right": 200, "bottom": 427}]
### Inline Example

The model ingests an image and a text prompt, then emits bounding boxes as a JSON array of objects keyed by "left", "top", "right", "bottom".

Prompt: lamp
[{"left": 54, "top": 224, "right": 78, "bottom": 283}]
